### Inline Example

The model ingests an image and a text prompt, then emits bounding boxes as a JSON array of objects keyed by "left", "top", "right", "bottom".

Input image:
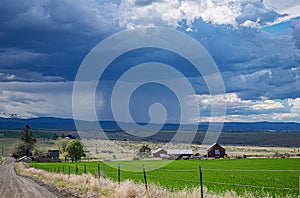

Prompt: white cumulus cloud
[
  {"left": 263, "top": 0, "right": 300, "bottom": 24},
  {"left": 110, "top": 0, "right": 300, "bottom": 29},
  {"left": 197, "top": 93, "right": 300, "bottom": 122}
]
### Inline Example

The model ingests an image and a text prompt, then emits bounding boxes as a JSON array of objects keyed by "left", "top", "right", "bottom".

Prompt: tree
[
  {"left": 51, "top": 133, "right": 59, "bottom": 140},
  {"left": 11, "top": 124, "right": 36, "bottom": 158},
  {"left": 65, "top": 140, "right": 85, "bottom": 162},
  {"left": 21, "top": 124, "right": 36, "bottom": 144},
  {"left": 11, "top": 141, "right": 34, "bottom": 158},
  {"left": 138, "top": 145, "right": 151, "bottom": 158},
  {"left": 60, "top": 132, "right": 65, "bottom": 138},
  {"left": 61, "top": 151, "right": 70, "bottom": 162},
  {"left": 55, "top": 138, "right": 70, "bottom": 154},
  {"left": 32, "top": 146, "right": 46, "bottom": 161},
  {"left": 139, "top": 145, "right": 151, "bottom": 153}
]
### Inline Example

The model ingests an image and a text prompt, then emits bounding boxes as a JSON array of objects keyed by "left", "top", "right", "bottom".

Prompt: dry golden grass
[{"left": 80, "top": 139, "right": 300, "bottom": 160}]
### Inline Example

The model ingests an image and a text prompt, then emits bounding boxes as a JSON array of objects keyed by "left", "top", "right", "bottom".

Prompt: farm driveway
[{"left": 0, "top": 158, "right": 57, "bottom": 198}]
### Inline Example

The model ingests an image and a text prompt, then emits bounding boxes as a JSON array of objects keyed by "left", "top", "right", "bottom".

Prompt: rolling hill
[{"left": 0, "top": 117, "right": 300, "bottom": 132}]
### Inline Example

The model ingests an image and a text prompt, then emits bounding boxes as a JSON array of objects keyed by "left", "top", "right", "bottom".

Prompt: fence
[
  {"left": 29, "top": 162, "right": 300, "bottom": 197},
  {"left": 1, "top": 146, "right": 10, "bottom": 157}
]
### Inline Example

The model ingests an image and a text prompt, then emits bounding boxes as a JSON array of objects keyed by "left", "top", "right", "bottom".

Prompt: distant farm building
[
  {"left": 153, "top": 148, "right": 167, "bottom": 158},
  {"left": 207, "top": 143, "right": 225, "bottom": 158},
  {"left": 160, "top": 154, "right": 173, "bottom": 160},
  {"left": 36, "top": 150, "right": 60, "bottom": 162},
  {"left": 48, "top": 150, "right": 60, "bottom": 159},
  {"left": 17, "top": 156, "right": 32, "bottom": 162},
  {"left": 167, "top": 149, "right": 193, "bottom": 160}
]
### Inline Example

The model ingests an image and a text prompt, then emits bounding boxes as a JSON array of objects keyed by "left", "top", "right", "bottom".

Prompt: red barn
[
  {"left": 152, "top": 148, "right": 167, "bottom": 158},
  {"left": 207, "top": 143, "right": 225, "bottom": 158}
]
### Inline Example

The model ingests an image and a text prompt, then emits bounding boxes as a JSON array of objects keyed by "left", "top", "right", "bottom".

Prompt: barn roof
[
  {"left": 48, "top": 150, "right": 59, "bottom": 152},
  {"left": 152, "top": 148, "right": 165, "bottom": 153},
  {"left": 207, "top": 143, "right": 224, "bottom": 151},
  {"left": 167, "top": 149, "right": 193, "bottom": 155}
]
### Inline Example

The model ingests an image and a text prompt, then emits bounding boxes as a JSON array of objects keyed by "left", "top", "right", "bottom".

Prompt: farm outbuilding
[
  {"left": 207, "top": 143, "right": 225, "bottom": 158},
  {"left": 32, "top": 150, "right": 60, "bottom": 162},
  {"left": 17, "top": 156, "right": 32, "bottom": 162},
  {"left": 153, "top": 148, "right": 167, "bottom": 158},
  {"left": 167, "top": 149, "right": 193, "bottom": 160},
  {"left": 48, "top": 150, "right": 60, "bottom": 159},
  {"left": 160, "top": 154, "right": 173, "bottom": 160}
]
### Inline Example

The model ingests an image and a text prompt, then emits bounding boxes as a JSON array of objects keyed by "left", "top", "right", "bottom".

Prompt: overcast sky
[{"left": 1, "top": 0, "right": 300, "bottom": 123}]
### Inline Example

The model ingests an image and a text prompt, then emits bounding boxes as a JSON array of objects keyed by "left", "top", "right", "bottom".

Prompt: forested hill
[{"left": 0, "top": 117, "right": 300, "bottom": 132}]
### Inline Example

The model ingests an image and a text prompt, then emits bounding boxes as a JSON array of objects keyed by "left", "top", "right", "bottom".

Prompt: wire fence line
[
  {"left": 151, "top": 168, "right": 199, "bottom": 172},
  {"left": 146, "top": 174, "right": 199, "bottom": 183},
  {"left": 151, "top": 167, "right": 300, "bottom": 173},
  {"left": 203, "top": 180, "right": 298, "bottom": 190},
  {"left": 113, "top": 164, "right": 300, "bottom": 173},
  {"left": 202, "top": 168, "right": 300, "bottom": 172},
  {"left": 122, "top": 172, "right": 144, "bottom": 177},
  {"left": 30, "top": 163, "right": 300, "bottom": 193}
]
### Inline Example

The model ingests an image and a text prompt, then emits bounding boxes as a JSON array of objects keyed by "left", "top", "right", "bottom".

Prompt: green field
[{"left": 29, "top": 158, "right": 300, "bottom": 197}]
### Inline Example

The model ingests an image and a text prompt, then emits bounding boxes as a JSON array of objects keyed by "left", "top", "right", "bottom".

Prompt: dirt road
[{"left": 0, "top": 158, "right": 57, "bottom": 198}]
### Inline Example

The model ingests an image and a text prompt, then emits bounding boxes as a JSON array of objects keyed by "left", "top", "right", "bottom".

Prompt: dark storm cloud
[
  {"left": 0, "top": 0, "right": 299, "bottom": 122},
  {"left": 0, "top": 0, "right": 118, "bottom": 81}
]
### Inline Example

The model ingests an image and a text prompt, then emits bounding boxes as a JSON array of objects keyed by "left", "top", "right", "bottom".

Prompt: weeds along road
[{"left": 0, "top": 158, "right": 57, "bottom": 198}]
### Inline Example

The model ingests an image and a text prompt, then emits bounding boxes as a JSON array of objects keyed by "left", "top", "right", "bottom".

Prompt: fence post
[
  {"left": 199, "top": 165, "right": 203, "bottom": 198},
  {"left": 76, "top": 164, "right": 78, "bottom": 175},
  {"left": 97, "top": 163, "right": 100, "bottom": 179},
  {"left": 84, "top": 165, "right": 86, "bottom": 174},
  {"left": 142, "top": 165, "right": 148, "bottom": 191},
  {"left": 118, "top": 164, "right": 120, "bottom": 186}
]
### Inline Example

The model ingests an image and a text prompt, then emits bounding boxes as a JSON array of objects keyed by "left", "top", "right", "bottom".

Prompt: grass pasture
[
  {"left": 29, "top": 158, "right": 300, "bottom": 197},
  {"left": 0, "top": 138, "right": 20, "bottom": 157}
]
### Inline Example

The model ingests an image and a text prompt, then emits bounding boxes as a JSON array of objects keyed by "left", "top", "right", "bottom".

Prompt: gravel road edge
[{"left": 16, "top": 163, "right": 81, "bottom": 198}]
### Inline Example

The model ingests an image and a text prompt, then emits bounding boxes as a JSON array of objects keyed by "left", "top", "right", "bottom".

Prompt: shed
[
  {"left": 160, "top": 154, "right": 172, "bottom": 160},
  {"left": 153, "top": 148, "right": 167, "bottom": 158},
  {"left": 207, "top": 143, "right": 225, "bottom": 158},
  {"left": 17, "top": 156, "right": 32, "bottom": 162},
  {"left": 167, "top": 149, "right": 193, "bottom": 160},
  {"left": 48, "top": 150, "right": 60, "bottom": 159}
]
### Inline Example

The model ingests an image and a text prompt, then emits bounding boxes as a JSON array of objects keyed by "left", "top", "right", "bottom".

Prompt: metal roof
[
  {"left": 167, "top": 149, "right": 193, "bottom": 155},
  {"left": 152, "top": 148, "right": 166, "bottom": 153},
  {"left": 207, "top": 143, "right": 224, "bottom": 151}
]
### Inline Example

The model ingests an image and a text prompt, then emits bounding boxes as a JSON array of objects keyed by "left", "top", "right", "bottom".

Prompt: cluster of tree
[
  {"left": 11, "top": 125, "right": 85, "bottom": 162},
  {"left": 138, "top": 145, "right": 151, "bottom": 158},
  {"left": 65, "top": 140, "right": 85, "bottom": 162},
  {"left": 51, "top": 132, "right": 76, "bottom": 140},
  {"left": 11, "top": 125, "right": 36, "bottom": 158},
  {"left": 273, "top": 151, "right": 291, "bottom": 158}
]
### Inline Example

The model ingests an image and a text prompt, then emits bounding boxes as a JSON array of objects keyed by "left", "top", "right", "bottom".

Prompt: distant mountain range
[
  {"left": 0, "top": 117, "right": 300, "bottom": 132},
  {"left": 0, "top": 112, "right": 24, "bottom": 119}
]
